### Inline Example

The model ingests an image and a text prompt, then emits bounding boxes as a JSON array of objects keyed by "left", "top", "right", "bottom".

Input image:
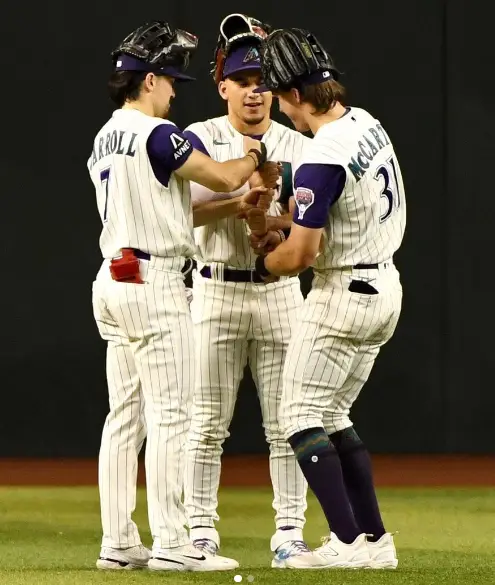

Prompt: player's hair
[
  {"left": 108, "top": 71, "right": 148, "bottom": 107},
  {"left": 298, "top": 79, "right": 346, "bottom": 115}
]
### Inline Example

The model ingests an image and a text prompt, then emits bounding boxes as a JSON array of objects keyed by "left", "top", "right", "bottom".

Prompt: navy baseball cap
[
  {"left": 222, "top": 44, "right": 261, "bottom": 79},
  {"left": 254, "top": 69, "right": 333, "bottom": 93},
  {"left": 114, "top": 54, "right": 196, "bottom": 81}
]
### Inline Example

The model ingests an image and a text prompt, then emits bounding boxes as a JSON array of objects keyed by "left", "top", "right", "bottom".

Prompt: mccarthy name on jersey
[
  {"left": 347, "top": 122, "right": 393, "bottom": 182},
  {"left": 292, "top": 107, "right": 406, "bottom": 270}
]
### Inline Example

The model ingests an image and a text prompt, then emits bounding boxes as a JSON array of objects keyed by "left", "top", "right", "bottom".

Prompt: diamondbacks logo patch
[
  {"left": 295, "top": 187, "right": 314, "bottom": 219},
  {"left": 243, "top": 47, "right": 260, "bottom": 63}
]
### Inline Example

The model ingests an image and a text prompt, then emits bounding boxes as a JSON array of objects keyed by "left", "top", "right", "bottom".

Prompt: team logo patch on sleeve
[{"left": 295, "top": 187, "right": 315, "bottom": 220}]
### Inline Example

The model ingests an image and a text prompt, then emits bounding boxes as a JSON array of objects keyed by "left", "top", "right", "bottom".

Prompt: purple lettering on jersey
[
  {"left": 146, "top": 124, "right": 193, "bottom": 187},
  {"left": 292, "top": 164, "right": 346, "bottom": 228},
  {"left": 183, "top": 130, "right": 210, "bottom": 157},
  {"left": 116, "top": 130, "right": 126, "bottom": 154}
]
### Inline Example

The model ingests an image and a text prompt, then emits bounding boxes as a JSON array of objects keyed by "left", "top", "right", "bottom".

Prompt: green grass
[{"left": 0, "top": 487, "right": 494, "bottom": 584}]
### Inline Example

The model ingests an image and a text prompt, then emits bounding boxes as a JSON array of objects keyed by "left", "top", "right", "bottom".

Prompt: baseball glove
[
  {"left": 211, "top": 13, "right": 273, "bottom": 83},
  {"left": 258, "top": 28, "right": 340, "bottom": 92},
  {"left": 112, "top": 21, "right": 198, "bottom": 71}
]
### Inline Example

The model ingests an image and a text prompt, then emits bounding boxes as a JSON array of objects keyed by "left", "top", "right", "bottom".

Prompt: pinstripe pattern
[
  {"left": 281, "top": 262, "right": 403, "bottom": 439},
  {"left": 89, "top": 108, "right": 197, "bottom": 552},
  {"left": 282, "top": 109, "right": 405, "bottom": 440},
  {"left": 186, "top": 273, "right": 307, "bottom": 530},
  {"left": 187, "top": 116, "right": 310, "bottom": 268},
  {"left": 88, "top": 109, "right": 195, "bottom": 260},
  {"left": 183, "top": 116, "right": 309, "bottom": 539},
  {"left": 300, "top": 108, "right": 406, "bottom": 270},
  {"left": 93, "top": 259, "right": 194, "bottom": 550}
]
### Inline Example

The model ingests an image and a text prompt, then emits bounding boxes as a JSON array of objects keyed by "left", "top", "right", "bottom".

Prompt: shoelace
[
  {"left": 193, "top": 539, "right": 217, "bottom": 555},
  {"left": 318, "top": 535, "right": 331, "bottom": 548},
  {"left": 285, "top": 540, "right": 311, "bottom": 555}
]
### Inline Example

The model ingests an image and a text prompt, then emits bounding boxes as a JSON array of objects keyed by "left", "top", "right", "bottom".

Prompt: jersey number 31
[{"left": 375, "top": 156, "right": 400, "bottom": 222}]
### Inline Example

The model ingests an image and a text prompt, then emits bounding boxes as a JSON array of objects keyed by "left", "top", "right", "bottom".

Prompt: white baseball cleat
[
  {"left": 193, "top": 538, "right": 220, "bottom": 556},
  {"left": 367, "top": 532, "right": 398, "bottom": 569},
  {"left": 271, "top": 528, "right": 329, "bottom": 569},
  {"left": 272, "top": 540, "right": 331, "bottom": 569},
  {"left": 149, "top": 543, "right": 239, "bottom": 571},
  {"left": 96, "top": 544, "right": 150, "bottom": 570},
  {"left": 315, "top": 532, "right": 371, "bottom": 568}
]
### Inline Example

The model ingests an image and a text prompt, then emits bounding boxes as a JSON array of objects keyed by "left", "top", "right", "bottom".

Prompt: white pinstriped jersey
[
  {"left": 186, "top": 116, "right": 310, "bottom": 269},
  {"left": 88, "top": 109, "right": 195, "bottom": 260},
  {"left": 297, "top": 107, "right": 406, "bottom": 270}
]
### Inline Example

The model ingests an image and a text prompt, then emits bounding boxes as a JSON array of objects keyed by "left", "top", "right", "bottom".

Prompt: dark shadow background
[{"left": 1, "top": 0, "right": 492, "bottom": 456}]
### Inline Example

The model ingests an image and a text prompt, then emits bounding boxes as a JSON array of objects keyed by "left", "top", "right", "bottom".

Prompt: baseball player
[
  {"left": 252, "top": 28, "right": 406, "bottom": 569},
  {"left": 88, "top": 20, "right": 270, "bottom": 572},
  {"left": 181, "top": 14, "right": 324, "bottom": 570}
]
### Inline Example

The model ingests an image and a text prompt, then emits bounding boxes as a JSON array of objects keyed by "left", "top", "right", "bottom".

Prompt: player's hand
[
  {"left": 243, "top": 135, "right": 262, "bottom": 155},
  {"left": 257, "top": 187, "right": 275, "bottom": 211},
  {"left": 249, "top": 162, "right": 281, "bottom": 190},
  {"left": 249, "top": 230, "right": 283, "bottom": 255},
  {"left": 246, "top": 207, "right": 268, "bottom": 236},
  {"left": 237, "top": 186, "right": 270, "bottom": 218}
]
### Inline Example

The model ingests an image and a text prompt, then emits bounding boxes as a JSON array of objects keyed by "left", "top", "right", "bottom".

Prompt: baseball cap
[
  {"left": 254, "top": 69, "right": 333, "bottom": 93},
  {"left": 222, "top": 44, "right": 261, "bottom": 79},
  {"left": 114, "top": 54, "right": 196, "bottom": 81}
]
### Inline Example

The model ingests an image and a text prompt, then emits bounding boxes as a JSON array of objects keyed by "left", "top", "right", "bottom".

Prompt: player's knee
[
  {"left": 287, "top": 427, "right": 335, "bottom": 463},
  {"left": 323, "top": 412, "right": 352, "bottom": 436},
  {"left": 278, "top": 406, "right": 297, "bottom": 439},
  {"left": 188, "top": 419, "right": 230, "bottom": 445},
  {"left": 265, "top": 432, "right": 293, "bottom": 455},
  {"left": 328, "top": 426, "right": 364, "bottom": 454},
  {"left": 105, "top": 408, "right": 142, "bottom": 441}
]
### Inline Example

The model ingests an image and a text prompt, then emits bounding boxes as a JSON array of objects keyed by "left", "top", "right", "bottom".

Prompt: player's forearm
[
  {"left": 217, "top": 156, "right": 258, "bottom": 192},
  {"left": 176, "top": 149, "right": 257, "bottom": 193},
  {"left": 264, "top": 241, "right": 314, "bottom": 276},
  {"left": 193, "top": 196, "right": 243, "bottom": 227},
  {"left": 266, "top": 213, "right": 292, "bottom": 231}
]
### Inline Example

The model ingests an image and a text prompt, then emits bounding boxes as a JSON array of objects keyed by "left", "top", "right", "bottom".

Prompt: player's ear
[
  {"left": 292, "top": 88, "right": 302, "bottom": 105},
  {"left": 218, "top": 80, "right": 228, "bottom": 102},
  {"left": 143, "top": 72, "right": 156, "bottom": 92}
]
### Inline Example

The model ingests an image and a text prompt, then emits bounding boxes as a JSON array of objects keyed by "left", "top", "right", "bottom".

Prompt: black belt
[
  {"left": 200, "top": 265, "right": 266, "bottom": 284},
  {"left": 353, "top": 263, "right": 379, "bottom": 269},
  {"left": 199, "top": 263, "right": 384, "bottom": 283},
  {"left": 133, "top": 249, "right": 193, "bottom": 275}
]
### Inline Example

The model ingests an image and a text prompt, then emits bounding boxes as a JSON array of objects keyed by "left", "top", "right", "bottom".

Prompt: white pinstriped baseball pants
[
  {"left": 281, "top": 263, "right": 402, "bottom": 439},
  {"left": 184, "top": 271, "right": 308, "bottom": 536},
  {"left": 92, "top": 256, "right": 194, "bottom": 550}
]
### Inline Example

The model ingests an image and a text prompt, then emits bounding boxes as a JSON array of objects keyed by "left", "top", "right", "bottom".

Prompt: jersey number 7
[
  {"left": 100, "top": 167, "right": 111, "bottom": 222},
  {"left": 375, "top": 156, "right": 400, "bottom": 223}
]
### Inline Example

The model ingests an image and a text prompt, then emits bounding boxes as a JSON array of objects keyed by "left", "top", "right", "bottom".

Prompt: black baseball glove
[{"left": 258, "top": 28, "right": 340, "bottom": 92}]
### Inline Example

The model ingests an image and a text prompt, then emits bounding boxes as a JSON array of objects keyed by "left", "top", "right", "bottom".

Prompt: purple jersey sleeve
[
  {"left": 146, "top": 124, "right": 193, "bottom": 187},
  {"left": 183, "top": 130, "right": 210, "bottom": 157},
  {"left": 292, "top": 164, "right": 346, "bottom": 228}
]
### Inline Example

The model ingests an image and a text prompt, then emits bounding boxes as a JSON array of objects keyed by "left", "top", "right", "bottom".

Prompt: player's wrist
[
  {"left": 247, "top": 143, "right": 267, "bottom": 169},
  {"left": 255, "top": 254, "right": 272, "bottom": 278},
  {"left": 246, "top": 152, "right": 259, "bottom": 169}
]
